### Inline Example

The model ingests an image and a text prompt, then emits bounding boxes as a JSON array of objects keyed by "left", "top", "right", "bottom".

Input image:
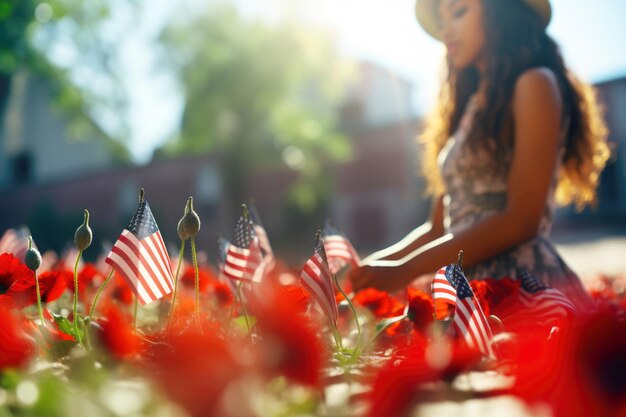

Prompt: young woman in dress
[{"left": 349, "top": 0, "right": 610, "bottom": 308}]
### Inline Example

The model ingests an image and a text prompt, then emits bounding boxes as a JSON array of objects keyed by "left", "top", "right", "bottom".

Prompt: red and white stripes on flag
[
  {"left": 432, "top": 264, "right": 497, "bottom": 359},
  {"left": 222, "top": 214, "right": 264, "bottom": 283},
  {"left": 105, "top": 200, "right": 174, "bottom": 305},
  {"left": 432, "top": 267, "right": 456, "bottom": 305},
  {"left": 217, "top": 237, "right": 241, "bottom": 296},
  {"left": 321, "top": 221, "right": 360, "bottom": 275},
  {"left": 300, "top": 234, "right": 338, "bottom": 324}
]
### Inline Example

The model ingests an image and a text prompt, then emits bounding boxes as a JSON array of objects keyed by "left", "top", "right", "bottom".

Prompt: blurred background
[{"left": 0, "top": 0, "right": 624, "bottom": 271}]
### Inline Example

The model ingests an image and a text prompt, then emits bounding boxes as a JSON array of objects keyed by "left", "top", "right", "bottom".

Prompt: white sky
[{"left": 118, "top": 0, "right": 626, "bottom": 163}]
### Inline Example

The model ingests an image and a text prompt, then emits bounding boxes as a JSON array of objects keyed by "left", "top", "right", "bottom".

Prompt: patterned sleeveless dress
[{"left": 437, "top": 93, "right": 594, "bottom": 310}]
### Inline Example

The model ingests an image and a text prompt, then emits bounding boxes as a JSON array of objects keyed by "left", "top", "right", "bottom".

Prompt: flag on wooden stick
[
  {"left": 105, "top": 190, "right": 174, "bottom": 305},
  {"left": 300, "top": 231, "right": 338, "bottom": 324},
  {"left": 222, "top": 206, "right": 264, "bottom": 283},
  {"left": 431, "top": 254, "right": 497, "bottom": 359}
]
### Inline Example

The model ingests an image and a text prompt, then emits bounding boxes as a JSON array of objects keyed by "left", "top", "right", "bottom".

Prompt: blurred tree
[
  {"left": 156, "top": 2, "right": 353, "bottom": 216},
  {"left": 0, "top": 0, "right": 135, "bottom": 159}
]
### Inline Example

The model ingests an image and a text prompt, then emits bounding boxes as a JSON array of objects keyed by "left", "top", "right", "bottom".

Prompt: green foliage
[
  {"left": 0, "top": 0, "right": 135, "bottom": 159},
  {"left": 50, "top": 311, "right": 83, "bottom": 342},
  {"left": 0, "top": 0, "right": 36, "bottom": 76},
  {"left": 156, "top": 1, "right": 353, "bottom": 213}
]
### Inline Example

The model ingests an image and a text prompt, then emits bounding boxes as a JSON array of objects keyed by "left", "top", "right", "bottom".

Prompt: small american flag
[
  {"left": 322, "top": 221, "right": 360, "bottom": 275},
  {"left": 222, "top": 213, "right": 263, "bottom": 283},
  {"left": 432, "top": 264, "right": 497, "bottom": 358},
  {"left": 513, "top": 268, "right": 576, "bottom": 325},
  {"left": 105, "top": 199, "right": 174, "bottom": 305},
  {"left": 0, "top": 227, "right": 33, "bottom": 260},
  {"left": 300, "top": 232, "right": 338, "bottom": 324}
]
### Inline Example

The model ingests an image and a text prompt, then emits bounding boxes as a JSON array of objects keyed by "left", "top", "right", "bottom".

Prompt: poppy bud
[
  {"left": 24, "top": 236, "right": 41, "bottom": 271},
  {"left": 177, "top": 197, "right": 201, "bottom": 241},
  {"left": 74, "top": 209, "right": 93, "bottom": 251}
]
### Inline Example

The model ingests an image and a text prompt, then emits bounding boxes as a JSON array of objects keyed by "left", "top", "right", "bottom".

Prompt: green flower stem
[
  {"left": 330, "top": 321, "right": 344, "bottom": 351},
  {"left": 333, "top": 274, "right": 362, "bottom": 343},
  {"left": 191, "top": 237, "right": 200, "bottom": 321},
  {"left": 133, "top": 294, "right": 139, "bottom": 329},
  {"left": 235, "top": 281, "right": 253, "bottom": 341},
  {"left": 73, "top": 249, "right": 83, "bottom": 346},
  {"left": 33, "top": 270, "right": 46, "bottom": 328},
  {"left": 370, "top": 313, "right": 408, "bottom": 345},
  {"left": 167, "top": 240, "right": 186, "bottom": 330},
  {"left": 89, "top": 269, "right": 114, "bottom": 321}
]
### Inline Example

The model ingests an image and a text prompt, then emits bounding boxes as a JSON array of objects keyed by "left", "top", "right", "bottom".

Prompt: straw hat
[{"left": 415, "top": 0, "right": 552, "bottom": 41}]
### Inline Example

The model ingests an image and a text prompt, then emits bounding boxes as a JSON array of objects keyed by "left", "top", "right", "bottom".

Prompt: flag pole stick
[{"left": 235, "top": 281, "right": 253, "bottom": 342}]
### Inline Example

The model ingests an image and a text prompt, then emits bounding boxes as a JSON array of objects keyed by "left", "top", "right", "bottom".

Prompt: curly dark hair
[{"left": 420, "top": 0, "right": 611, "bottom": 209}]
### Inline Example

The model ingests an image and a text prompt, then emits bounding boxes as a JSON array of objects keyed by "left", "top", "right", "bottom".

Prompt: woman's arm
[
  {"left": 351, "top": 67, "right": 564, "bottom": 292},
  {"left": 360, "top": 195, "right": 445, "bottom": 263}
]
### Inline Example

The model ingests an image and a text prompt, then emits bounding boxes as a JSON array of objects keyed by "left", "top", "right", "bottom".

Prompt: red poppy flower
[
  {"left": 9, "top": 269, "right": 69, "bottom": 309},
  {"left": 212, "top": 280, "right": 234, "bottom": 306},
  {"left": 61, "top": 263, "right": 102, "bottom": 305},
  {"left": 365, "top": 337, "right": 481, "bottom": 417},
  {"left": 470, "top": 279, "right": 490, "bottom": 316},
  {"left": 97, "top": 305, "right": 141, "bottom": 360},
  {"left": 365, "top": 353, "right": 438, "bottom": 417},
  {"left": 38, "top": 271, "right": 67, "bottom": 303},
  {"left": 0, "top": 305, "right": 36, "bottom": 370},
  {"left": 180, "top": 266, "right": 218, "bottom": 293},
  {"left": 110, "top": 274, "right": 133, "bottom": 305},
  {"left": 89, "top": 273, "right": 134, "bottom": 317},
  {"left": 255, "top": 292, "right": 325, "bottom": 387},
  {"left": 406, "top": 287, "right": 434, "bottom": 332},
  {"left": 469, "top": 277, "right": 521, "bottom": 321},
  {"left": 146, "top": 326, "right": 247, "bottom": 417},
  {"left": 274, "top": 284, "right": 310, "bottom": 315},
  {"left": 0, "top": 253, "right": 33, "bottom": 308},
  {"left": 511, "top": 311, "right": 626, "bottom": 417},
  {"left": 168, "top": 292, "right": 197, "bottom": 329},
  {"left": 353, "top": 288, "right": 394, "bottom": 317}
]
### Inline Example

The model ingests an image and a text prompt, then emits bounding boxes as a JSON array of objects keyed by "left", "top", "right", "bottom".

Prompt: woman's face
[{"left": 437, "top": 0, "right": 486, "bottom": 71}]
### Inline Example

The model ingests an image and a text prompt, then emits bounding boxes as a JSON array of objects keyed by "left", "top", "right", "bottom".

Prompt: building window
[{"left": 11, "top": 152, "right": 32, "bottom": 185}]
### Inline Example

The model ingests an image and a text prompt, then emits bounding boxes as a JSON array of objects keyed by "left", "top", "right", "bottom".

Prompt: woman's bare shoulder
[
  {"left": 511, "top": 66, "right": 564, "bottom": 146},
  {"left": 512, "top": 67, "right": 562, "bottom": 109}
]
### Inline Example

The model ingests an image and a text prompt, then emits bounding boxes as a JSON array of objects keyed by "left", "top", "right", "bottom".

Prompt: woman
[{"left": 349, "top": 0, "right": 610, "bottom": 309}]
